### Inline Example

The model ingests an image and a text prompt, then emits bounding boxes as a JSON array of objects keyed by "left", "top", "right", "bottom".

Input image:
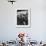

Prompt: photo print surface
[
  {"left": 17, "top": 10, "right": 28, "bottom": 25},
  {"left": 16, "top": 8, "right": 31, "bottom": 28}
]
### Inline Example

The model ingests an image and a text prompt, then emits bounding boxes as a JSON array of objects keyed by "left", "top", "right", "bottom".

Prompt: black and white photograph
[
  {"left": 17, "top": 10, "right": 28, "bottom": 25},
  {"left": 16, "top": 8, "right": 31, "bottom": 28}
]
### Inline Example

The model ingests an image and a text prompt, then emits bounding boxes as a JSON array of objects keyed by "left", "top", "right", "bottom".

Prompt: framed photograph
[{"left": 16, "top": 8, "right": 31, "bottom": 28}]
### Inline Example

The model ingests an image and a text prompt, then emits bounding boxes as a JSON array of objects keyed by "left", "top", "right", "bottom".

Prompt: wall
[{"left": 0, "top": 0, "right": 46, "bottom": 42}]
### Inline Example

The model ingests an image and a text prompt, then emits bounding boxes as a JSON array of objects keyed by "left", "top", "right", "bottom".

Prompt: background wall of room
[{"left": 0, "top": 0, "right": 46, "bottom": 42}]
